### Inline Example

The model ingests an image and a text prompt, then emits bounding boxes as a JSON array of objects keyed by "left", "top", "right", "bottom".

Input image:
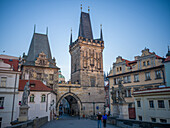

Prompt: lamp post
[{"left": 93, "top": 102, "right": 95, "bottom": 115}]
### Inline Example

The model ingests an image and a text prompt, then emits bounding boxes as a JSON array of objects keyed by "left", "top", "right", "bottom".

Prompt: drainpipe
[
  {"left": 46, "top": 92, "right": 52, "bottom": 112},
  {"left": 11, "top": 73, "right": 18, "bottom": 122}
]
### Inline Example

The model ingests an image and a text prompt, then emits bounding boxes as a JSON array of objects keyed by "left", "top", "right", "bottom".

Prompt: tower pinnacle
[
  {"left": 70, "top": 28, "right": 72, "bottom": 45},
  {"left": 100, "top": 24, "right": 103, "bottom": 41}
]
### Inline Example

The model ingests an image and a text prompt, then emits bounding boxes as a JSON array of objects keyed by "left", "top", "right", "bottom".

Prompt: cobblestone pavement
[{"left": 41, "top": 115, "right": 119, "bottom": 128}]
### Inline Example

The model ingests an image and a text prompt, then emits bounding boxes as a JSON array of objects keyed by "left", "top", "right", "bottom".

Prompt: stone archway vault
[{"left": 56, "top": 92, "right": 83, "bottom": 116}]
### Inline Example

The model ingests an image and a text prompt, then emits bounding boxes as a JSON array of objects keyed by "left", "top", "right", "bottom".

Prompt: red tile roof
[
  {"left": 19, "top": 79, "right": 52, "bottom": 91},
  {"left": 0, "top": 58, "right": 19, "bottom": 71}
]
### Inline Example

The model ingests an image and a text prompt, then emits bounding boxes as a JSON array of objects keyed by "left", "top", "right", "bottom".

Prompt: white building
[
  {"left": 133, "top": 87, "right": 170, "bottom": 123},
  {"left": 0, "top": 55, "right": 20, "bottom": 128},
  {"left": 17, "top": 79, "right": 57, "bottom": 121}
]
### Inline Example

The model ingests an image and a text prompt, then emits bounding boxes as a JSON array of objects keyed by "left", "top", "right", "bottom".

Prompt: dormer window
[{"left": 30, "top": 84, "right": 35, "bottom": 87}]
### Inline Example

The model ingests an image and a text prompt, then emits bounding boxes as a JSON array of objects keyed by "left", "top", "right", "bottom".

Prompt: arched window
[
  {"left": 30, "top": 94, "right": 35, "bottom": 102},
  {"left": 41, "top": 94, "right": 46, "bottom": 102}
]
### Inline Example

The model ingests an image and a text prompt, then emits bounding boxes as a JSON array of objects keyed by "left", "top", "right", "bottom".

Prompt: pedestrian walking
[
  {"left": 102, "top": 113, "right": 107, "bottom": 128},
  {"left": 97, "top": 112, "right": 102, "bottom": 128}
]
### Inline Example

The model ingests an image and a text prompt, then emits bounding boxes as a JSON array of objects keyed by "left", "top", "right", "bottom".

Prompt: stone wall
[{"left": 7, "top": 116, "right": 48, "bottom": 128}]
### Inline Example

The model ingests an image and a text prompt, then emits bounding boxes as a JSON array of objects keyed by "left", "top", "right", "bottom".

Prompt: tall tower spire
[
  {"left": 70, "top": 28, "right": 72, "bottom": 45},
  {"left": 78, "top": 11, "right": 93, "bottom": 39},
  {"left": 100, "top": 24, "right": 103, "bottom": 41},
  {"left": 46, "top": 27, "right": 48, "bottom": 35},
  {"left": 34, "top": 24, "right": 36, "bottom": 33}
]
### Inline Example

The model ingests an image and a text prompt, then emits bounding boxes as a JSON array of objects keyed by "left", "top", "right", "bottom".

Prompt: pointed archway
[{"left": 56, "top": 92, "right": 82, "bottom": 116}]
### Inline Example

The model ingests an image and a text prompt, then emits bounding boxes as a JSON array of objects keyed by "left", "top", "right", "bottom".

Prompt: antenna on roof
[
  {"left": 80, "top": 4, "right": 82, "bottom": 12},
  {"left": 88, "top": 6, "right": 90, "bottom": 13},
  {"left": 34, "top": 24, "right": 36, "bottom": 33},
  {"left": 46, "top": 27, "right": 48, "bottom": 35}
]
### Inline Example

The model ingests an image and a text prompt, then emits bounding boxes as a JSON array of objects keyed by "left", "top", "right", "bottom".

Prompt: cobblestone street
[{"left": 40, "top": 115, "right": 119, "bottom": 128}]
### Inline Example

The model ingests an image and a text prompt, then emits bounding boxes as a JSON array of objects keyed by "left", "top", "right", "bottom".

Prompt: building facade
[
  {"left": 17, "top": 80, "right": 57, "bottom": 121},
  {"left": 133, "top": 87, "right": 170, "bottom": 123},
  {"left": 164, "top": 47, "right": 170, "bottom": 86},
  {"left": 21, "top": 31, "right": 60, "bottom": 89},
  {"left": 108, "top": 48, "right": 165, "bottom": 118},
  {"left": 0, "top": 55, "right": 20, "bottom": 128}
]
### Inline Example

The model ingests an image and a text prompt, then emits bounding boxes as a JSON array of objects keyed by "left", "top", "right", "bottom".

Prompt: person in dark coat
[{"left": 97, "top": 112, "right": 102, "bottom": 128}]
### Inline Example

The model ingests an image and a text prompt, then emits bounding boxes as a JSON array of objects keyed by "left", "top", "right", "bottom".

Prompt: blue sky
[{"left": 0, "top": 0, "right": 170, "bottom": 81}]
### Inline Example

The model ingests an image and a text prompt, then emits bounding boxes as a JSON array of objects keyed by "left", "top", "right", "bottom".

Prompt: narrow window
[
  {"left": 155, "top": 70, "right": 161, "bottom": 79},
  {"left": 127, "top": 75, "right": 131, "bottom": 83},
  {"left": 1, "top": 77, "right": 7, "bottom": 87},
  {"left": 147, "top": 61, "right": 150, "bottom": 65},
  {"left": 158, "top": 100, "right": 165, "bottom": 108},
  {"left": 137, "top": 101, "right": 141, "bottom": 107},
  {"left": 149, "top": 100, "right": 154, "bottom": 108},
  {"left": 41, "top": 94, "right": 46, "bottom": 102},
  {"left": 123, "top": 76, "right": 127, "bottom": 83},
  {"left": 134, "top": 74, "right": 139, "bottom": 82},
  {"left": 143, "top": 61, "right": 146, "bottom": 66},
  {"left": 120, "top": 67, "right": 122, "bottom": 71},
  {"left": 138, "top": 116, "right": 142, "bottom": 121},
  {"left": 0, "top": 97, "right": 4, "bottom": 109},
  {"left": 90, "top": 77, "right": 95, "bottom": 87},
  {"left": 145, "top": 72, "right": 151, "bottom": 80},
  {"left": 49, "top": 74, "right": 54, "bottom": 80},
  {"left": 30, "top": 94, "right": 35, "bottom": 102}
]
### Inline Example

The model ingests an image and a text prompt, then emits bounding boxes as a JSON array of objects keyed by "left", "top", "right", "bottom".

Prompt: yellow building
[{"left": 107, "top": 48, "right": 165, "bottom": 119}]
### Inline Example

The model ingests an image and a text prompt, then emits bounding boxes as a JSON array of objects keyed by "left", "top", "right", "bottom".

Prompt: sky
[{"left": 0, "top": 0, "right": 170, "bottom": 81}]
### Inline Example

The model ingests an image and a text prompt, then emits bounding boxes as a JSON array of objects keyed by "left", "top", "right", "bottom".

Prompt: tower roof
[
  {"left": 78, "top": 12, "right": 93, "bottom": 39},
  {"left": 24, "top": 33, "right": 57, "bottom": 68}
]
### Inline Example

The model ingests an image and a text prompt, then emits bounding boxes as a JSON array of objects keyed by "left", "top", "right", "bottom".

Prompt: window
[
  {"left": 138, "top": 116, "right": 142, "bottom": 121},
  {"left": 117, "top": 67, "right": 119, "bottom": 72},
  {"left": 127, "top": 76, "right": 131, "bottom": 83},
  {"left": 134, "top": 74, "right": 139, "bottom": 82},
  {"left": 158, "top": 100, "right": 165, "bottom": 108},
  {"left": 41, "top": 94, "right": 46, "bottom": 102},
  {"left": 49, "top": 74, "right": 54, "bottom": 80},
  {"left": 145, "top": 72, "right": 151, "bottom": 80},
  {"left": 160, "top": 119, "right": 167, "bottom": 123},
  {"left": 0, "top": 97, "right": 4, "bottom": 109},
  {"left": 30, "top": 84, "right": 35, "bottom": 87},
  {"left": 137, "top": 101, "right": 141, "bottom": 107},
  {"left": 120, "top": 67, "right": 122, "bottom": 71},
  {"left": 169, "top": 100, "right": 170, "bottom": 108},
  {"left": 147, "top": 61, "right": 150, "bottom": 65},
  {"left": 50, "top": 84, "right": 53, "bottom": 88},
  {"left": 128, "top": 89, "right": 131, "bottom": 97},
  {"left": 30, "top": 94, "right": 35, "bottom": 102},
  {"left": 1, "top": 77, "right": 7, "bottom": 87},
  {"left": 37, "top": 73, "right": 42, "bottom": 80},
  {"left": 90, "top": 77, "right": 95, "bottom": 87},
  {"left": 155, "top": 70, "right": 161, "bottom": 79},
  {"left": 143, "top": 61, "right": 146, "bottom": 66},
  {"left": 114, "top": 78, "right": 117, "bottom": 85},
  {"left": 151, "top": 118, "right": 156, "bottom": 122},
  {"left": 123, "top": 76, "right": 127, "bottom": 83},
  {"left": 149, "top": 100, "right": 154, "bottom": 108}
]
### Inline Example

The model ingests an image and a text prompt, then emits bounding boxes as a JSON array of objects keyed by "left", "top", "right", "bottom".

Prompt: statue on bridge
[
  {"left": 21, "top": 81, "right": 30, "bottom": 106},
  {"left": 118, "top": 80, "right": 126, "bottom": 104}
]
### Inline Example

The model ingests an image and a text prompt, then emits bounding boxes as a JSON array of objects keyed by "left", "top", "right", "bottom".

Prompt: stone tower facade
[
  {"left": 69, "top": 12, "right": 104, "bottom": 87},
  {"left": 21, "top": 30, "right": 60, "bottom": 89},
  {"left": 68, "top": 11, "right": 105, "bottom": 115}
]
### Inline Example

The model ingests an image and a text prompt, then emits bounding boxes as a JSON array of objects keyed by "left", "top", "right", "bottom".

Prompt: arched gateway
[{"left": 56, "top": 92, "right": 82, "bottom": 116}]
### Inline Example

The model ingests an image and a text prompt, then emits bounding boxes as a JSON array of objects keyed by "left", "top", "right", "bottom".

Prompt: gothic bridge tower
[
  {"left": 69, "top": 10, "right": 104, "bottom": 87},
  {"left": 69, "top": 8, "right": 105, "bottom": 114}
]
